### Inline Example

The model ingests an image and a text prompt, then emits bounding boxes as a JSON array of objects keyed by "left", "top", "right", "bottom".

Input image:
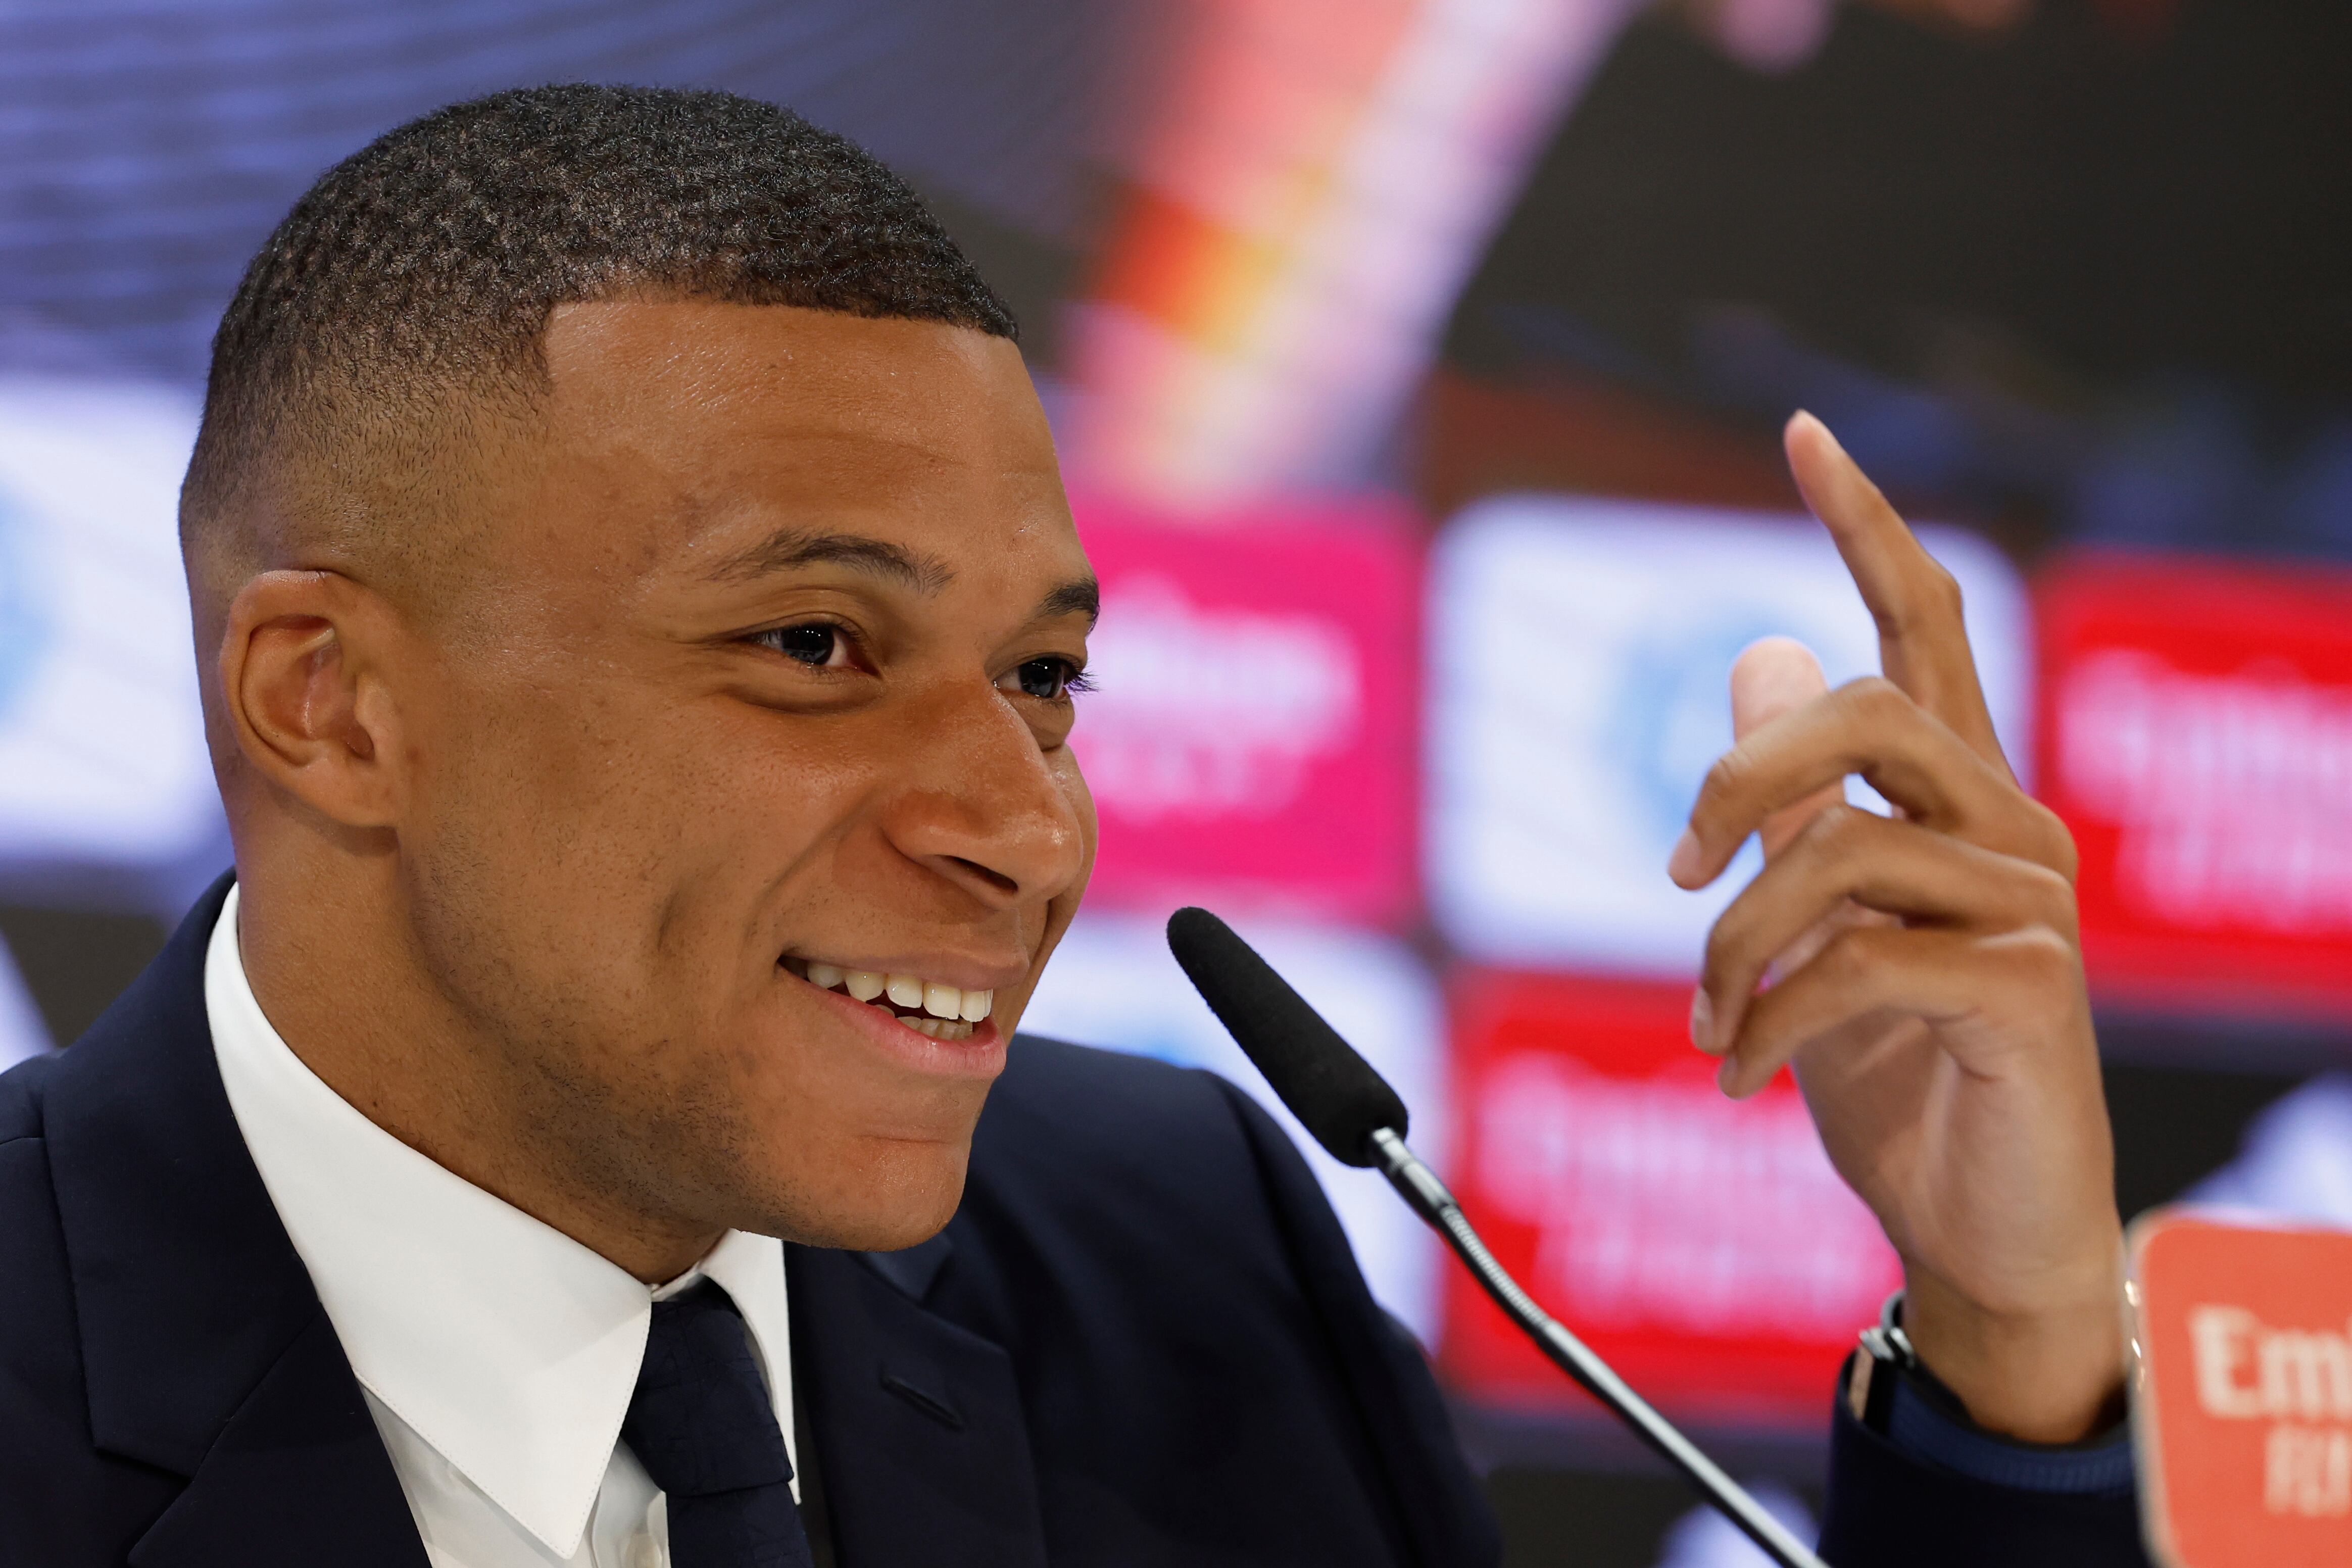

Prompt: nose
[{"left": 878, "top": 683, "right": 1091, "bottom": 912}]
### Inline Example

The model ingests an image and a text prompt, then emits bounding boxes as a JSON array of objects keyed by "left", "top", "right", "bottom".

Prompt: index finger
[{"left": 1784, "top": 411, "right": 2012, "bottom": 779}]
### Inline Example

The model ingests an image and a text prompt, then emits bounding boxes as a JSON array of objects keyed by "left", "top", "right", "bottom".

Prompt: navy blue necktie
[{"left": 623, "top": 1280, "right": 814, "bottom": 1568}]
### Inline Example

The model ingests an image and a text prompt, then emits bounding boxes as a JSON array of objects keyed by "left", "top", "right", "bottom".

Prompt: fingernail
[
  {"left": 1688, "top": 988, "right": 1714, "bottom": 1053},
  {"left": 1668, "top": 828, "right": 1701, "bottom": 884},
  {"left": 1717, "top": 1053, "right": 1739, "bottom": 1095}
]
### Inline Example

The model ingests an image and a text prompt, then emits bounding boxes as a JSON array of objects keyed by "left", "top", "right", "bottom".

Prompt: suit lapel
[
  {"left": 43, "top": 874, "right": 424, "bottom": 1568},
  {"left": 789, "top": 1241, "right": 1048, "bottom": 1568},
  {"left": 128, "top": 1313, "right": 425, "bottom": 1568}
]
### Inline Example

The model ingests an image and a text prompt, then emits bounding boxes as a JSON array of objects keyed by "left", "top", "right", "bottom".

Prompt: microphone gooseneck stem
[{"left": 1367, "top": 1128, "right": 1832, "bottom": 1568}]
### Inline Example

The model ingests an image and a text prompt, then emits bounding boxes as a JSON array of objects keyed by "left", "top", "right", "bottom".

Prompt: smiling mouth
[{"left": 780, "top": 957, "right": 996, "bottom": 1042}]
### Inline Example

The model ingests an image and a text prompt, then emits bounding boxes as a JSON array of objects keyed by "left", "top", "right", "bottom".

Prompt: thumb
[{"left": 1730, "top": 636, "right": 1840, "bottom": 860}]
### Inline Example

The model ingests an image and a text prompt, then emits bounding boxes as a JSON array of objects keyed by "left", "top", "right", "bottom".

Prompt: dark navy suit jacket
[{"left": 1, "top": 877, "right": 2149, "bottom": 1565}]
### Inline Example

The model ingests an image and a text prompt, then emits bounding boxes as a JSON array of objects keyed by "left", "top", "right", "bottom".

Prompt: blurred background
[{"left": 4, "top": 0, "right": 2349, "bottom": 1561}]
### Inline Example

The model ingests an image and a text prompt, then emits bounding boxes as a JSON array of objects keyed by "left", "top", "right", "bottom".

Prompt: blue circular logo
[{"left": 1607, "top": 616, "right": 1784, "bottom": 852}]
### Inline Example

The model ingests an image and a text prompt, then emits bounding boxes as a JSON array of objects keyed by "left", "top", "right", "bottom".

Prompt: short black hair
[{"left": 181, "top": 83, "right": 1015, "bottom": 568}]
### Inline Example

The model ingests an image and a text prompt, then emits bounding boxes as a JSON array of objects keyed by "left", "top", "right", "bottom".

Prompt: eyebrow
[
  {"left": 1037, "top": 576, "right": 1101, "bottom": 627},
  {"left": 703, "top": 527, "right": 953, "bottom": 594}
]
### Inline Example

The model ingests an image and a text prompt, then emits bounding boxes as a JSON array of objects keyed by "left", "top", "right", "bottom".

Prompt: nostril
[{"left": 948, "top": 856, "right": 1018, "bottom": 897}]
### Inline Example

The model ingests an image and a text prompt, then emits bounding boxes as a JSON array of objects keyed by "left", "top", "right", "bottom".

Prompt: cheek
[
  {"left": 432, "top": 680, "right": 860, "bottom": 913},
  {"left": 400, "top": 677, "right": 763, "bottom": 1058},
  {"left": 1055, "top": 745, "right": 1100, "bottom": 877}
]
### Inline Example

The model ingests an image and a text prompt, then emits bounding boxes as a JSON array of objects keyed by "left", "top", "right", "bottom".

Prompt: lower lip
[{"left": 796, "top": 975, "right": 1007, "bottom": 1081}]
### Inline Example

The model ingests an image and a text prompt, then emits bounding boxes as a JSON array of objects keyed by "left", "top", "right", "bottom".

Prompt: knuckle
[
  {"left": 1833, "top": 675, "right": 1907, "bottom": 724},
  {"left": 1828, "top": 678, "right": 1918, "bottom": 756},
  {"left": 1867, "top": 559, "right": 1962, "bottom": 640},
  {"left": 1821, "top": 924, "right": 1889, "bottom": 985},
  {"left": 1795, "top": 801, "right": 1871, "bottom": 866},
  {"left": 1701, "top": 747, "right": 1754, "bottom": 806},
  {"left": 2016, "top": 859, "right": 2075, "bottom": 912},
  {"left": 1810, "top": 799, "right": 1870, "bottom": 846},
  {"left": 1703, "top": 914, "right": 1742, "bottom": 979},
  {"left": 2007, "top": 925, "right": 2080, "bottom": 987},
  {"left": 2029, "top": 801, "right": 2081, "bottom": 881},
  {"left": 1925, "top": 559, "right": 1965, "bottom": 618}
]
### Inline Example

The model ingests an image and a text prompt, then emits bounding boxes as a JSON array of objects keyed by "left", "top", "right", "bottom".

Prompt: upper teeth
[{"left": 802, "top": 962, "right": 993, "bottom": 1026}]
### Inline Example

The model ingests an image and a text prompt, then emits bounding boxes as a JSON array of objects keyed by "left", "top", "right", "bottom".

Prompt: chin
[{"left": 758, "top": 1134, "right": 973, "bottom": 1252}]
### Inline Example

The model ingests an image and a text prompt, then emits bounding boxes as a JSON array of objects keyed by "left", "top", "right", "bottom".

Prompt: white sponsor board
[
  {"left": 1018, "top": 911, "right": 1445, "bottom": 1343},
  {"left": 0, "top": 379, "right": 222, "bottom": 894},
  {"left": 0, "top": 935, "right": 48, "bottom": 1070},
  {"left": 1426, "top": 495, "right": 2030, "bottom": 974}
]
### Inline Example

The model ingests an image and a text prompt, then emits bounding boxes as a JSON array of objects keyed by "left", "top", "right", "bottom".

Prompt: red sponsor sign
[
  {"left": 1439, "top": 972, "right": 1900, "bottom": 1426},
  {"left": 2130, "top": 1212, "right": 2352, "bottom": 1567},
  {"left": 1067, "top": 492, "right": 1418, "bottom": 923},
  {"left": 2039, "top": 553, "right": 2352, "bottom": 1014}
]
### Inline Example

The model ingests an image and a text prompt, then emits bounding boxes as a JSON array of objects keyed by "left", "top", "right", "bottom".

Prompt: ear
[{"left": 217, "top": 569, "right": 406, "bottom": 830}]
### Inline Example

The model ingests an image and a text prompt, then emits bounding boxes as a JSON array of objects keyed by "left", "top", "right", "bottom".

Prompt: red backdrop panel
[
  {"left": 2038, "top": 552, "right": 2352, "bottom": 1016},
  {"left": 1439, "top": 971, "right": 1900, "bottom": 1427},
  {"left": 1067, "top": 492, "right": 1418, "bottom": 924}
]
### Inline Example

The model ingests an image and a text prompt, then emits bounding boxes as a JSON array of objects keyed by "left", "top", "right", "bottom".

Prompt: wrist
[{"left": 1899, "top": 1265, "right": 2129, "bottom": 1444}]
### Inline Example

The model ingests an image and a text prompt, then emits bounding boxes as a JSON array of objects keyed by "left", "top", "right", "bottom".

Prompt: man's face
[{"left": 394, "top": 301, "right": 1096, "bottom": 1251}]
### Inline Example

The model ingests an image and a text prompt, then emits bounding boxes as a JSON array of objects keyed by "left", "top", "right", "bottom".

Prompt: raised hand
[{"left": 1669, "top": 413, "right": 2126, "bottom": 1443}]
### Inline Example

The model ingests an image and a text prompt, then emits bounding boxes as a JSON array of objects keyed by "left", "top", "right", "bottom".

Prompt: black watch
[{"left": 1847, "top": 1289, "right": 1976, "bottom": 1434}]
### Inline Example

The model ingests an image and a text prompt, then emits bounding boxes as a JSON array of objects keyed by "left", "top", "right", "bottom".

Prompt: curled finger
[
  {"left": 1714, "top": 922, "right": 2079, "bottom": 1098},
  {"left": 1672, "top": 675, "right": 2029, "bottom": 889},
  {"left": 1695, "top": 807, "right": 2074, "bottom": 1057}
]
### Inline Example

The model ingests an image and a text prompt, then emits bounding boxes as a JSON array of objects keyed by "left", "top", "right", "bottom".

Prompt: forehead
[{"left": 531, "top": 300, "right": 1077, "bottom": 580}]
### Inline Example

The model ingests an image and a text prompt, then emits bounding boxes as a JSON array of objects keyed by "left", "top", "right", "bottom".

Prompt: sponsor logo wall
[
  {"left": 1066, "top": 492, "right": 1419, "bottom": 924},
  {"left": 2040, "top": 553, "right": 2352, "bottom": 1014},
  {"left": 7, "top": 393, "right": 2341, "bottom": 1433},
  {"left": 0, "top": 379, "right": 224, "bottom": 908},
  {"left": 1440, "top": 972, "right": 1901, "bottom": 1423},
  {"left": 1425, "top": 495, "right": 2032, "bottom": 976},
  {"left": 1048, "top": 488, "right": 2031, "bottom": 1424}
]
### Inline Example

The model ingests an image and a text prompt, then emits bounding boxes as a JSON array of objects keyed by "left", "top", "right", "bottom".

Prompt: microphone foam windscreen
[{"left": 1165, "top": 907, "right": 1408, "bottom": 1167}]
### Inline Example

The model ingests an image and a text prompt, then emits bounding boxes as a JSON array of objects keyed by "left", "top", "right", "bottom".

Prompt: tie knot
[{"left": 623, "top": 1280, "right": 794, "bottom": 1501}]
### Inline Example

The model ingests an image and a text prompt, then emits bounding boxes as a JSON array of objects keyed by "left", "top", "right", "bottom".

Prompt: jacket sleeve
[
  {"left": 1818, "top": 1371, "right": 2152, "bottom": 1566},
  {"left": 1210, "top": 1076, "right": 1505, "bottom": 1568}
]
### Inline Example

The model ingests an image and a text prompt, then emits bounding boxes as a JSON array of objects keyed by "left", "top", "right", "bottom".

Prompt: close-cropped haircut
[{"left": 179, "top": 83, "right": 1016, "bottom": 593}]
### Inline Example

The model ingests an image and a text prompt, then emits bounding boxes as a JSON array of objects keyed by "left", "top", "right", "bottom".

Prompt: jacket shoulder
[
  {"left": 0, "top": 1073, "right": 183, "bottom": 1563},
  {"left": 970, "top": 1035, "right": 1308, "bottom": 1254},
  {"left": 0, "top": 1047, "right": 62, "bottom": 1144},
  {"left": 984, "top": 1034, "right": 1253, "bottom": 1163},
  {"left": 945, "top": 1035, "right": 1500, "bottom": 1568}
]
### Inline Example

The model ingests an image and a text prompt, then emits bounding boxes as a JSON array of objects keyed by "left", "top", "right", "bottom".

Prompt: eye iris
[
  {"left": 773, "top": 624, "right": 835, "bottom": 665},
  {"left": 1018, "top": 658, "right": 1067, "bottom": 699}
]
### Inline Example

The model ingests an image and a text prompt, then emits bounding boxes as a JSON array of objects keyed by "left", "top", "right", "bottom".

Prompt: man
[{"left": 0, "top": 85, "right": 2143, "bottom": 1565}]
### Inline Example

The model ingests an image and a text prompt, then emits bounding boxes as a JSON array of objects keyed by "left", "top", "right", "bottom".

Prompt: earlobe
[{"left": 219, "top": 569, "right": 402, "bottom": 828}]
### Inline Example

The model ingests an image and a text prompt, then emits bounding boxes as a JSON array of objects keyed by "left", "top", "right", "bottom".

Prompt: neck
[{"left": 231, "top": 866, "right": 721, "bottom": 1284}]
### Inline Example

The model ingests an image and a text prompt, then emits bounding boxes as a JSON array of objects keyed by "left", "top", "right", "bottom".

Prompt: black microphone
[{"left": 1167, "top": 906, "right": 1830, "bottom": 1568}]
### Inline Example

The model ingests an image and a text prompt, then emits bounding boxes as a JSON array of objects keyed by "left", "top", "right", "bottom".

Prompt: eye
[
  {"left": 753, "top": 622, "right": 853, "bottom": 668},
  {"left": 999, "top": 656, "right": 1091, "bottom": 701}
]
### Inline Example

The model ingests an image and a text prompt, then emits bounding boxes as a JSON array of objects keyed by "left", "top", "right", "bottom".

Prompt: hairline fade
[{"left": 177, "top": 83, "right": 1018, "bottom": 615}]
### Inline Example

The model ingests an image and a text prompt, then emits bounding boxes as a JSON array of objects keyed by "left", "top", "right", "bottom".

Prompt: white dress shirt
[{"left": 205, "top": 885, "right": 797, "bottom": 1568}]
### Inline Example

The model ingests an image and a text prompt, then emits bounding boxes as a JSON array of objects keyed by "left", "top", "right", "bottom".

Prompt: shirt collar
[{"left": 204, "top": 885, "right": 793, "bottom": 1558}]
